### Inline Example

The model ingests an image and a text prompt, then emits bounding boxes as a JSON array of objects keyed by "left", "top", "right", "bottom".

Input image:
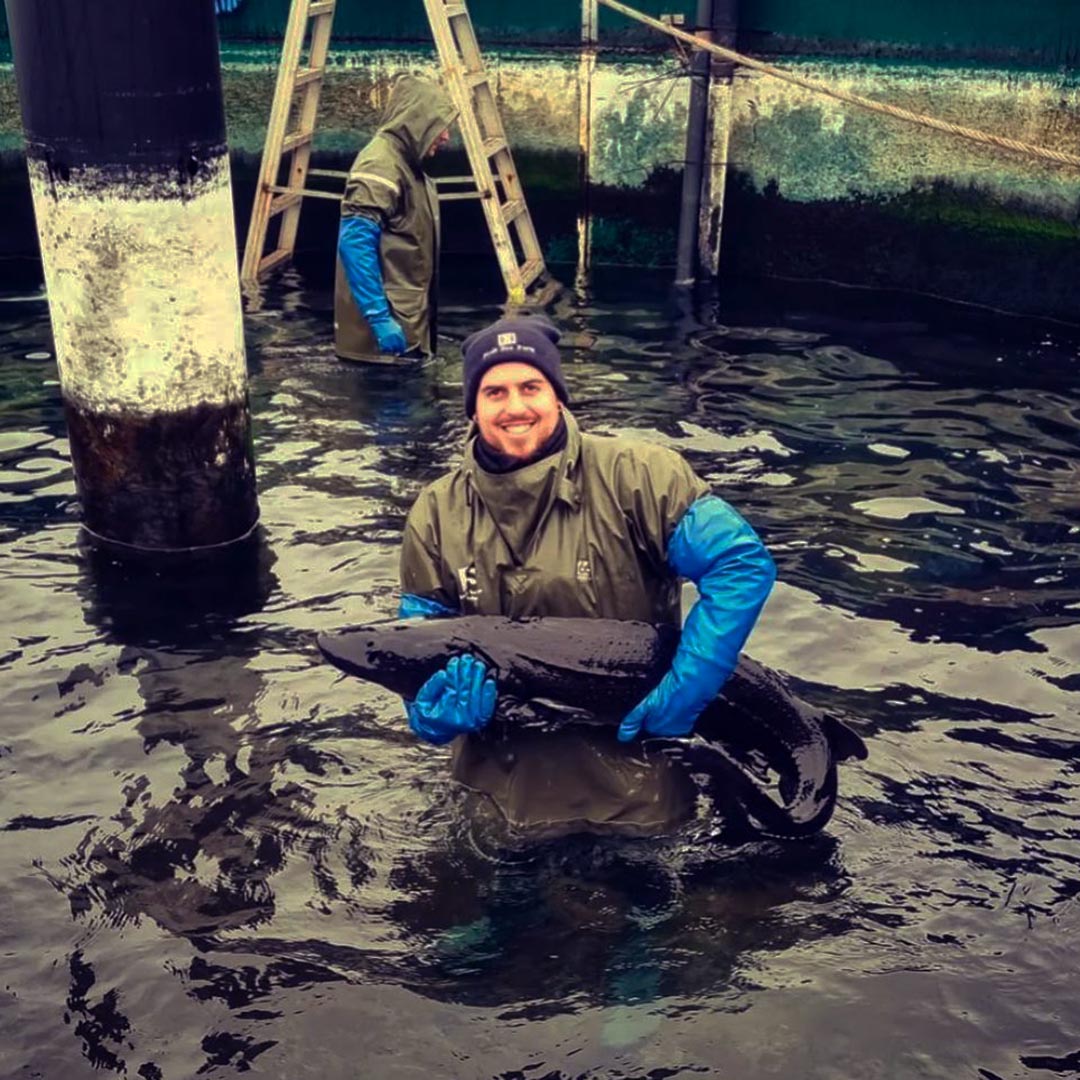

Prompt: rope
[{"left": 597, "top": 0, "right": 1080, "bottom": 171}]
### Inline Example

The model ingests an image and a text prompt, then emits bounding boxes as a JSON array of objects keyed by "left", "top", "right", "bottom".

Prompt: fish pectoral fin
[
  {"left": 497, "top": 695, "right": 538, "bottom": 725},
  {"left": 493, "top": 696, "right": 601, "bottom": 731},
  {"left": 821, "top": 714, "right": 869, "bottom": 762},
  {"left": 530, "top": 698, "right": 598, "bottom": 724}
]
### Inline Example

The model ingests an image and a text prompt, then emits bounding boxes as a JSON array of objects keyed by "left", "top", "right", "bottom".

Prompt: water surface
[{"left": 2, "top": 262, "right": 1079, "bottom": 1079}]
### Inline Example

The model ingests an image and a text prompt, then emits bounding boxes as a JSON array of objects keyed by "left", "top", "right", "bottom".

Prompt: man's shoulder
[
  {"left": 408, "top": 463, "right": 468, "bottom": 514},
  {"left": 347, "top": 137, "right": 407, "bottom": 185},
  {"left": 580, "top": 430, "right": 690, "bottom": 472}
]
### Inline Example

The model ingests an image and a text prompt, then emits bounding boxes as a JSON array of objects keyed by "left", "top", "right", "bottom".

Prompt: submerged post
[
  {"left": 5, "top": 0, "right": 258, "bottom": 552},
  {"left": 701, "top": 0, "right": 739, "bottom": 275},
  {"left": 576, "top": 0, "right": 599, "bottom": 294},
  {"left": 674, "top": 0, "right": 715, "bottom": 286}
]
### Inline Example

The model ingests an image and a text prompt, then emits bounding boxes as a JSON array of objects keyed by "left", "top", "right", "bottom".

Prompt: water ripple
[{"left": 2, "top": 271, "right": 1077, "bottom": 1077}]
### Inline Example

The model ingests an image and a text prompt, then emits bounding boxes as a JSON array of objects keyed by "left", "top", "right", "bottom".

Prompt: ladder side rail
[
  {"left": 240, "top": 0, "right": 314, "bottom": 283},
  {"left": 447, "top": 9, "right": 547, "bottom": 291},
  {"left": 454, "top": 91, "right": 524, "bottom": 291},
  {"left": 278, "top": 5, "right": 337, "bottom": 253},
  {"left": 425, "top": 0, "right": 524, "bottom": 292},
  {"left": 464, "top": 64, "right": 545, "bottom": 278},
  {"left": 477, "top": 100, "right": 543, "bottom": 268}
]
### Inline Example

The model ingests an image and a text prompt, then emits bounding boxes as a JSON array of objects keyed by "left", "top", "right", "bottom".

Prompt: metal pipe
[
  {"left": 6, "top": 0, "right": 258, "bottom": 552},
  {"left": 576, "top": 0, "right": 599, "bottom": 294},
  {"left": 703, "top": 0, "right": 739, "bottom": 274},
  {"left": 675, "top": 0, "right": 714, "bottom": 285}
]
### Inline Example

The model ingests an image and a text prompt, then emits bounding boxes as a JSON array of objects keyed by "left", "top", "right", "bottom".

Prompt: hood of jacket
[{"left": 377, "top": 74, "right": 458, "bottom": 167}]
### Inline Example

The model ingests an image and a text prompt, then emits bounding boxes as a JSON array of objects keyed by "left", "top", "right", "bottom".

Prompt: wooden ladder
[
  {"left": 422, "top": 0, "right": 555, "bottom": 305},
  {"left": 240, "top": 0, "right": 557, "bottom": 305},
  {"left": 239, "top": 0, "right": 338, "bottom": 285}
]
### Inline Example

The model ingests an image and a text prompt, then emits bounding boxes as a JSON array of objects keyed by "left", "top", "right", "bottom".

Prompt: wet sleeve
[
  {"left": 399, "top": 496, "right": 458, "bottom": 612},
  {"left": 341, "top": 155, "right": 402, "bottom": 229},
  {"left": 614, "top": 444, "right": 711, "bottom": 573}
]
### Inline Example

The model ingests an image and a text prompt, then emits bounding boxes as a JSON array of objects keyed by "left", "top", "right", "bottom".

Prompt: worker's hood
[{"left": 377, "top": 74, "right": 458, "bottom": 165}]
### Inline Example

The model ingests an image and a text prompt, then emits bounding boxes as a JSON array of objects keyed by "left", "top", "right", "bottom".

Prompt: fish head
[{"left": 317, "top": 620, "right": 458, "bottom": 698}]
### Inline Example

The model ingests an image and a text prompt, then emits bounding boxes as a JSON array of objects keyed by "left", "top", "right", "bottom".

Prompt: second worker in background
[{"left": 335, "top": 74, "right": 457, "bottom": 363}]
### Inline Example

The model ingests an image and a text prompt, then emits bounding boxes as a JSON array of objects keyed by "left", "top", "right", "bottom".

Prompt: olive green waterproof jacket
[
  {"left": 334, "top": 75, "right": 457, "bottom": 362},
  {"left": 400, "top": 412, "right": 711, "bottom": 839}
]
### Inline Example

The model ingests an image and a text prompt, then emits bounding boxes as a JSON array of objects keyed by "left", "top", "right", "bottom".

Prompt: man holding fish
[{"left": 396, "top": 314, "right": 776, "bottom": 838}]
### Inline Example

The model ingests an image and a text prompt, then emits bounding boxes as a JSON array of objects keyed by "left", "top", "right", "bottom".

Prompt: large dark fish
[{"left": 318, "top": 616, "right": 867, "bottom": 838}]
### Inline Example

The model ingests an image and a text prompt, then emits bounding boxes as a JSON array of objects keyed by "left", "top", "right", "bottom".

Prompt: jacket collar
[{"left": 462, "top": 409, "right": 583, "bottom": 512}]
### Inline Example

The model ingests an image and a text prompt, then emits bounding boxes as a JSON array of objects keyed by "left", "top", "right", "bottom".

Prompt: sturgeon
[{"left": 318, "top": 616, "right": 867, "bottom": 838}]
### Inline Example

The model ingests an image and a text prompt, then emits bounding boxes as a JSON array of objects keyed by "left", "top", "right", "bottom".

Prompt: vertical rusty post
[
  {"left": 5, "top": 0, "right": 258, "bottom": 553},
  {"left": 576, "top": 0, "right": 599, "bottom": 295},
  {"left": 702, "top": 0, "right": 739, "bottom": 275},
  {"left": 675, "top": 0, "right": 714, "bottom": 285}
]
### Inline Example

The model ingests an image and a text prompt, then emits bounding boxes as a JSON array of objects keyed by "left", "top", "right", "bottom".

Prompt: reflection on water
[{"left": 1, "top": 262, "right": 1078, "bottom": 1078}]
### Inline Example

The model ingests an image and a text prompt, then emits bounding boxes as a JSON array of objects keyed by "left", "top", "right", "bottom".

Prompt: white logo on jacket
[{"left": 457, "top": 565, "right": 481, "bottom": 604}]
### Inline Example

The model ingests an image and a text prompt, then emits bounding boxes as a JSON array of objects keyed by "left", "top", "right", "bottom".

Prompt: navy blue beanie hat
[{"left": 461, "top": 315, "right": 567, "bottom": 416}]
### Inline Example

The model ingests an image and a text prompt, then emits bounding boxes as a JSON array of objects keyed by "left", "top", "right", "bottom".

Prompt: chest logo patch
[
  {"left": 457, "top": 564, "right": 482, "bottom": 604},
  {"left": 576, "top": 560, "right": 592, "bottom": 582}
]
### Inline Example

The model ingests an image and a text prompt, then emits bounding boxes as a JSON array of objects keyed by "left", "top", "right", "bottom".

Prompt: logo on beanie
[{"left": 497, "top": 332, "right": 517, "bottom": 348}]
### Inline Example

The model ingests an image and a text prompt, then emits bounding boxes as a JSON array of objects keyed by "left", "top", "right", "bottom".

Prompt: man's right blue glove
[
  {"left": 406, "top": 654, "right": 497, "bottom": 745},
  {"left": 338, "top": 215, "right": 407, "bottom": 356}
]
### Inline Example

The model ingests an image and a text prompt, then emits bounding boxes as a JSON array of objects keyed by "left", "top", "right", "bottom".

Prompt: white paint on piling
[{"left": 27, "top": 155, "right": 247, "bottom": 416}]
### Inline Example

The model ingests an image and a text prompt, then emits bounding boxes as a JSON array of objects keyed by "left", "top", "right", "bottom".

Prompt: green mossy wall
[{"left": 2, "top": 1, "right": 1080, "bottom": 62}]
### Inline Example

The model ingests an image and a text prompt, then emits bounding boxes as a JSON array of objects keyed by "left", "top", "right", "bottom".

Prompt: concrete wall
[
  {"left": 2, "top": 21, "right": 1079, "bottom": 318},
  {"left": 720, "top": 59, "right": 1080, "bottom": 318},
  {"left": 5, "top": 0, "right": 1077, "bottom": 62}
]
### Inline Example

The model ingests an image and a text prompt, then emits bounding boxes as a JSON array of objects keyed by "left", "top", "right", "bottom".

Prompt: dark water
[{"left": 2, "top": 259, "right": 1079, "bottom": 1079}]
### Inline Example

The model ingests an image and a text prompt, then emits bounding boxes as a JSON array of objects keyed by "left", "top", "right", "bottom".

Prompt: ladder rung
[
  {"left": 268, "top": 190, "right": 304, "bottom": 215},
  {"left": 294, "top": 67, "right": 324, "bottom": 88},
  {"left": 482, "top": 136, "right": 506, "bottom": 157},
  {"left": 464, "top": 70, "right": 488, "bottom": 89},
  {"left": 443, "top": 3, "right": 467, "bottom": 16},
  {"left": 519, "top": 259, "right": 544, "bottom": 289},
  {"left": 268, "top": 184, "right": 344, "bottom": 204},
  {"left": 500, "top": 199, "right": 525, "bottom": 224},
  {"left": 259, "top": 249, "right": 293, "bottom": 275},
  {"left": 438, "top": 189, "right": 488, "bottom": 202},
  {"left": 281, "top": 131, "right": 314, "bottom": 154},
  {"left": 308, "top": 0, "right": 335, "bottom": 16}
]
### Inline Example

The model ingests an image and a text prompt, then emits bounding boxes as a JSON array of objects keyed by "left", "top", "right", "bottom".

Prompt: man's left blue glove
[
  {"left": 618, "top": 496, "right": 775, "bottom": 742},
  {"left": 214, "top": 0, "right": 241, "bottom": 13},
  {"left": 406, "top": 654, "right": 497, "bottom": 745}
]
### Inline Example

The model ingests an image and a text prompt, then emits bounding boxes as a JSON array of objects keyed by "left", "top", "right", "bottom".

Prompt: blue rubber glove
[
  {"left": 398, "top": 593, "right": 456, "bottom": 620},
  {"left": 618, "top": 496, "right": 776, "bottom": 742},
  {"left": 407, "top": 654, "right": 497, "bottom": 745},
  {"left": 338, "top": 215, "right": 407, "bottom": 355},
  {"left": 214, "top": 0, "right": 241, "bottom": 13}
]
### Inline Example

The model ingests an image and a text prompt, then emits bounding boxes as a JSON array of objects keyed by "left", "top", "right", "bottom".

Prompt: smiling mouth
[{"left": 500, "top": 420, "right": 535, "bottom": 435}]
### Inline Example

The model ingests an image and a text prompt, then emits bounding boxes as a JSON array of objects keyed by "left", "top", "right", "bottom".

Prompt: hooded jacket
[
  {"left": 334, "top": 75, "right": 458, "bottom": 361},
  {"left": 400, "top": 412, "right": 711, "bottom": 839}
]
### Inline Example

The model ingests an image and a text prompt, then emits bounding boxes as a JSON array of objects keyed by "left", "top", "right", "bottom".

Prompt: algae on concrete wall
[{"left": 3, "top": 26, "right": 1080, "bottom": 318}]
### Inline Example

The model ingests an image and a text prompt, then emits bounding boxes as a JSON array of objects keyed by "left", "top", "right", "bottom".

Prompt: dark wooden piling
[{"left": 5, "top": 0, "right": 258, "bottom": 552}]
